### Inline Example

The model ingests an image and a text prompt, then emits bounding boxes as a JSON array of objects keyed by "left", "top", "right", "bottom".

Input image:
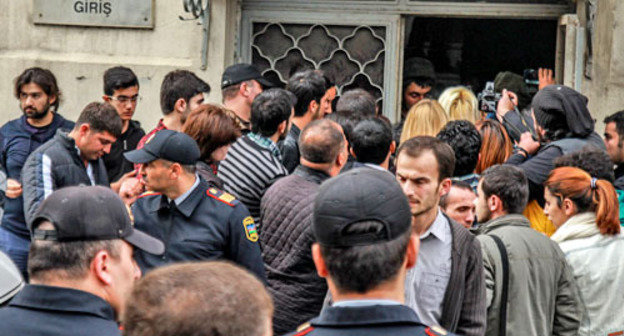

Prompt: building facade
[{"left": 0, "top": 0, "right": 621, "bottom": 128}]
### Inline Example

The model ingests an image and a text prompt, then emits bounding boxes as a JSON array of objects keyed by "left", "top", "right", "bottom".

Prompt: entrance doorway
[{"left": 404, "top": 17, "right": 558, "bottom": 95}]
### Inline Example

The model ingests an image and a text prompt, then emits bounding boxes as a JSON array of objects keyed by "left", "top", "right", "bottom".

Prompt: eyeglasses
[{"left": 108, "top": 95, "right": 141, "bottom": 104}]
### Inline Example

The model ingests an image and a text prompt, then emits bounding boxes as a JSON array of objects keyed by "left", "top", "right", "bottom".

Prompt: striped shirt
[{"left": 218, "top": 135, "right": 288, "bottom": 224}]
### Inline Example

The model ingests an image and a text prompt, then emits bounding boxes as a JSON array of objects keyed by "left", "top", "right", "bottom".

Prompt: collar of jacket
[
  {"left": 152, "top": 177, "right": 206, "bottom": 217},
  {"left": 9, "top": 284, "right": 116, "bottom": 321},
  {"left": 477, "top": 213, "right": 530, "bottom": 234},
  {"left": 55, "top": 129, "right": 93, "bottom": 166},
  {"left": 550, "top": 212, "right": 600, "bottom": 243},
  {"left": 311, "top": 304, "right": 423, "bottom": 327},
  {"left": 289, "top": 123, "right": 301, "bottom": 141},
  {"left": 293, "top": 164, "right": 331, "bottom": 185}
]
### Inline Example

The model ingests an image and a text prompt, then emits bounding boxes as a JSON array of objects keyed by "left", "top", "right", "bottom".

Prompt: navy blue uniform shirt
[
  {"left": 0, "top": 284, "right": 121, "bottom": 336},
  {"left": 287, "top": 304, "right": 457, "bottom": 336},
  {"left": 131, "top": 177, "right": 266, "bottom": 281}
]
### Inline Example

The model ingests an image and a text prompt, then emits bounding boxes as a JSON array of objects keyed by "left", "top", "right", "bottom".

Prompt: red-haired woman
[
  {"left": 182, "top": 104, "right": 241, "bottom": 188},
  {"left": 544, "top": 166, "right": 624, "bottom": 335}
]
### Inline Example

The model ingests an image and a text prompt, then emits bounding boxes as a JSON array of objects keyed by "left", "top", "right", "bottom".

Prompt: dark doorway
[{"left": 404, "top": 17, "right": 558, "bottom": 94}]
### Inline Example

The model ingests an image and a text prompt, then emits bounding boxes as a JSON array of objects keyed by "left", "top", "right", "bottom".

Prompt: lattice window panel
[{"left": 251, "top": 22, "right": 386, "bottom": 106}]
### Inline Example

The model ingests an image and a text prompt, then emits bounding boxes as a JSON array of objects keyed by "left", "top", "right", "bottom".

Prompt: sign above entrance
[{"left": 33, "top": 0, "right": 154, "bottom": 29}]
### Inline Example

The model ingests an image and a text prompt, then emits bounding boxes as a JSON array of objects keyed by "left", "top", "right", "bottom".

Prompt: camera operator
[{"left": 499, "top": 85, "right": 605, "bottom": 208}]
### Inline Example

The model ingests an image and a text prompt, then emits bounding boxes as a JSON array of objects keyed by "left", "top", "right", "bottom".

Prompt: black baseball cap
[
  {"left": 221, "top": 63, "right": 274, "bottom": 89},
  {"left": 124, "top": 130, "right": 200, "bottom": 165},
  {"left": 313, "top": 168, "right": 412, "bottom": 247},
  {"left": 31, "top": 186, "right": 164, "bottom": 255}
]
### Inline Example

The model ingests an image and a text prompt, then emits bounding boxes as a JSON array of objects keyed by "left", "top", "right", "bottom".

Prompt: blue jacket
[
  {"left": 0, "top": 284, "right": 121, "bottom": 336},
  {"left": 286, "top": 304, "right": 456, "bottom": 336},
  {"left": 131, "top": 178, "right": 266, "bottom": 282},
  {"left": 0, "top": 114, "right": 74, "bottom": 238}
]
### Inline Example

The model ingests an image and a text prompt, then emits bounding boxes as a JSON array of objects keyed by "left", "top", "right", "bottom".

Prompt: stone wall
[
  {"left": 0, "top": 0, "right": 237, "bottom": 130},
  {"left": 579, "top": 0, "right": 624, "bottom": 131}
]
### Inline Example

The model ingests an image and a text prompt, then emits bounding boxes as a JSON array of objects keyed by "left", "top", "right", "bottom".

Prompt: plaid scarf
[{"left": 247, "top": 132, "right": 282, "bottom": 161}]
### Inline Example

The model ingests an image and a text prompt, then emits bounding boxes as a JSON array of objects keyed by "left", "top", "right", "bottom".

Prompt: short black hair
[
  {"left": 440, "top": 180, "right": 473, "bottom": 209},
  {"left": 335, "top": 89, "right": 376, "bottom": 117},
  {"left": 480, "top": 165, "right": 529, "bottom": 214},
  {"left": 396, "top": 136, "right": 455, "bottom": 183},
  {"left": 103, "top": 66, "right": 139, "bottom": 96},
  {"left": 320, "top": 221, "right": 411, "bottom": 293},
  {"left": 250, "top": 89, "right": 292, "bottom": 137},
  {"left": 286, "top": 70, "right": 326, "bottom": 117},
  {"left": 160, "top": 70, "right": 210, "bottom": 115},
  {"left": 299, "top": 119, "right": 345, "bottom": 164},
  {"left": 436, "top": 120, "right": 482, "bottom": 177},
  {"left": 351, "top": 118, "right": 393, "bottom": 165},
  {"left": 604, "top": 111, "right": 624, "bottom": 145},
  {"left": 75, "top": 102, "right": 123, "bottom": 138},
  {"left": 326, "top": 110, "right": 364, "bottom": 147},
  {"left": 14, "top": 67, "right": 61, "bottom": 111},
  {"left": 554, "top": 147, "right": 615, "bottom": 183}
]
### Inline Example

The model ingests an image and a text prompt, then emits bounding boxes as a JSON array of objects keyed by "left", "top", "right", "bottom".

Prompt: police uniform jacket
[
  {"left": 287, "top": 304, "right": 456, "bottom": 336},
  {"left": 131, "top": 177, "right": 266, "bottom": 281},
  {"left": 0, "top": 284, "right": 121, "bottom": 336}
]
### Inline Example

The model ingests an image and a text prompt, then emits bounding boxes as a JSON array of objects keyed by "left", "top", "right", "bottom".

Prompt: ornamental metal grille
[{"left": 250, "top": 22, "right": 386, "bottom": 106}]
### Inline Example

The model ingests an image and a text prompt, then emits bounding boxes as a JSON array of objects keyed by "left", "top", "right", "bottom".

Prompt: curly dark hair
[
  {"left": 436, "top": 120, "right": 481, "bottom": 177},
  {"left": 554, "top": 147, "right": 615, "bottom": 183}
]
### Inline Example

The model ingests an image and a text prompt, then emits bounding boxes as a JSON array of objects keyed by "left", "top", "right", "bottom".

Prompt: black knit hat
[{"left": 532, "top": 85, "right": 594, "bottom": 138}]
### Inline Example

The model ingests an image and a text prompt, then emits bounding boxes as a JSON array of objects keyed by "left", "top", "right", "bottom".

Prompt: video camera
[{"left": 477, "top": 81, "right": 501, "bottom": 115}]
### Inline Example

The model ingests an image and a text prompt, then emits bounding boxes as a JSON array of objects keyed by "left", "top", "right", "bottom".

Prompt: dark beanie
[
  {"left": 532, "top": 85, "right": 594, "bottom": 138},
  {"left": 403, "top": 57, "right": 436, "bottom": 83},
  {"left": 494, "top": 71, "right": 531, "bottom": 111}
]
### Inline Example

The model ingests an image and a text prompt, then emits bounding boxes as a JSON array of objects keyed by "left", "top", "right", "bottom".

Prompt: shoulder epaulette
[
  {"left": 137, "top": 191, "right": 161, "bottom": 199},
  {"left": 206, "top": 188, "right": 237, "bottom": 206},
  {"left": 294, "top": 322, "right": 314, "bottom": 336}
]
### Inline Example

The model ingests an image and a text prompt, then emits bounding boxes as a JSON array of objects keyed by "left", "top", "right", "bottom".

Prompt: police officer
[
  {"left": 0, "top": 185, "right": 164, "bottom": 335},
  {"left": 123, "top": 130, "right": 266, "bottom": 281},
  {"left": 288, "top": 168, "right": 456, "bottom": 336}
]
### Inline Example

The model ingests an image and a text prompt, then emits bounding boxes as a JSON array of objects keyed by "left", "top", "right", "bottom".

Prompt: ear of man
[
  {"left": 92, "top": 250, "right": 114, "bottom": 286},
  {"left": 174, "top": 98, "right": 187, "bottom": 114},
  {"left": 311, "top": 243, "right": 328, "bottom": 278}
]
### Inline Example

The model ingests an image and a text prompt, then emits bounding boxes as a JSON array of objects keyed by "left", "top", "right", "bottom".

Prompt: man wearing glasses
[{"left": 102, "top": 66, "right": 145, "bottom": 185}]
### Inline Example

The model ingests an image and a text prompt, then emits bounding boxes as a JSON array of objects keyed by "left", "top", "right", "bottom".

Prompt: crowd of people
[{"left": 0, "top": 58, "right": 623, "bottom": 336}]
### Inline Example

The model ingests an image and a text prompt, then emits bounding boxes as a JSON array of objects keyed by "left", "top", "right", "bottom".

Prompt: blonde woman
[
  {"left": 400, "top": 99, "right": 448, "bottom": 143},
  {"left": 438, "top": 86, "right": 480, "bottom": 123}
]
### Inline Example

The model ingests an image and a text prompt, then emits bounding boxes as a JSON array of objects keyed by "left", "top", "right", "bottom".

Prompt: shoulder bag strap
[{"left": 490, "top": 234, "right": 509, "bottom": 336}]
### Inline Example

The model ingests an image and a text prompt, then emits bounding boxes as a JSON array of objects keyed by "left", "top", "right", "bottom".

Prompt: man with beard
[
  {"left": 474, "top": 165, "right": 580, "bottom": 336},
  {"left": 219, "top": 89, "right": 293, "bottom": 224},
  {"left": 0, "top": 67, "right": 74, "bottom": 278},
  {"left": 124, "top": 130, "right": 265, "bottom": 280},
  {"left": 281, "top": 70, "right": 327, "bottom": 173},
  {"left": 22, "top": 102, "right": 122, "bottom": 226},
  {"left": 394, "top": 136, "right": 486, "bottom": 336}
]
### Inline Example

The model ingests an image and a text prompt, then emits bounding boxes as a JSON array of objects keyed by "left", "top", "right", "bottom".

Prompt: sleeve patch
[
  {"left": 206, "top": 188, "right": 236, "bottom": 206},
  {"left": 243, "top": 216, "right": 259, "bottom": 242}
]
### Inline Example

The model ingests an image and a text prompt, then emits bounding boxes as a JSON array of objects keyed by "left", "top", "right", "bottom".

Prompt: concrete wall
[
  {"left": 579, "top": 0, "right": 624, "bottom": 131},
  {"left": 0, "top": 0, "right": 237, "bottom": 130}
]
